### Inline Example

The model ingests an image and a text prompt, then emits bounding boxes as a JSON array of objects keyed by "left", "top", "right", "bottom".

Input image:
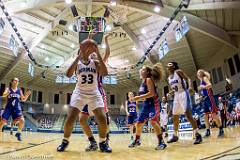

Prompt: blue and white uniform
[
  {"left": 168, "top": 71, "right": 191, "bottom": 115},
  {"left": 160, "top": 102, "right": 168, "bottom": 126},
  {"left": 127, "top": 101, "right": 138, "bottom": 125},
  {"left": 70, "top": 59, "right": 104, "bottom": 112},
  {"left": 2, "top": 88, "right": 23, "bottom": 124}
]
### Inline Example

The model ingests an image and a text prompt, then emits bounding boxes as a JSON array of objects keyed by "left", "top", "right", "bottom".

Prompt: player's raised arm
[
  {"left": 94, "top": 46, "right": 108, "bottom": 76},
  {"left": 102, "top": 34, "right": 111, "bottom": 63}
]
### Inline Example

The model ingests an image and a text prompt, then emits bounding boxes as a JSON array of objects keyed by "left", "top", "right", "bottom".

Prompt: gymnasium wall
[{"left": 203, "top": 36, "right": 240, "bottom": 94}]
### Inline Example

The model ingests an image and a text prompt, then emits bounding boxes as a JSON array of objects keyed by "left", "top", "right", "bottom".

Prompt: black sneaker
[
  {"left": 57, "top": 139, "right": 69, "bottom": 152},
  {"left": 99, "top": 141, "right": 112, "bottom": 153},
  {"left": 167, "top": 135, "right": 178, "bottom": 143},
  {"left": 203, "top": 130, "right": 211, "bottom": 138},
  {"left": 15, "top": 132, "right": 22, "bottom": 141},
  {"left": 128, "top": 140, "right": 141, "bottom": 148},
  {"left": 10, "top": 130, "right": 13, "bottom": 135},
  {"left": 193, "top": 133, "right": 202, "bottom": 145},
  {"left": 217, "top": 129, "right": 224, "bottom": 138},
  {"left": 85, "top": 141, "right": 98, "bottom": 152},
  {"left": 165, "top": 133, "right": 168, "bottom": 138},
  {"left": 155, "top": 140, "right": 167, "bottom": 150}
]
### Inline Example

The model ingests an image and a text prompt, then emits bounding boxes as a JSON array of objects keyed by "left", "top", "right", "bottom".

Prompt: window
[
  {"left": 54, "top": 94, "right": 59, "bottom": 104},
  {"left": 110, "top": 95, "right": 115, "bottom": 105},
  {"left": 212, "top": 68, "right": 218, "bottom": 84},
  {"left": 67, "top": 93, "right": 72, "bottom": 105},
  {"left": 38, "top": 91, "right": 42, "bottom": 103},
  {"left": 217, "top": 67, "right": 224, "bottom": 82},
  {"left": 228, "top": 58, "right": 236, "bottom": 76},
  {"left": 32, "top": 90, "right": 37, "bottom": 102},
  {"left": 0, "top": 83, "right": 6, "bottom": 96},
  {"left": 233, "top": 54, "right": 240, "bottom": 73}
]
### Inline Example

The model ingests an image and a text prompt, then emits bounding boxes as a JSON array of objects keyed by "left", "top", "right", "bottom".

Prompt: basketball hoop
[{"left": 107, "top": 5, "right": 128, "bottom": 25}]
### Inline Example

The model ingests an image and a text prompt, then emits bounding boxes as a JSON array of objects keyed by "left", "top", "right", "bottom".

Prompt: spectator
[{"left": 218, "top": 96, "right": 227, "bottom": 128}]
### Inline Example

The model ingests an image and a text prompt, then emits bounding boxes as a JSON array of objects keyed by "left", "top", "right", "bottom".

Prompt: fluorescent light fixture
[
  {"left": 65, "top": 0, "right": 72, "bottom": 4},
  {"left": 154, "top": 6, "right": 161, "bottom": 13}
]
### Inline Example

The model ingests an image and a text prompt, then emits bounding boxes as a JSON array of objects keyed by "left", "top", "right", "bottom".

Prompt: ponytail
[{"left": 151, "top": 63, "right": 165, "bottom": 83}]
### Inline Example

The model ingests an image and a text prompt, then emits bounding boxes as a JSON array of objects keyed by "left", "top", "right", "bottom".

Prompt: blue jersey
[
  {"left": 201, "top": 80, "right": 208, "bottom": 96},
  {"left": 6, "top": 88, "right": 21, "bottom": 109},
  {"left": 139, "top": 79, "right": 158, "bottom": 102},
  {"left": 127, "top": 101, "right": 137, "bottom": 115}
]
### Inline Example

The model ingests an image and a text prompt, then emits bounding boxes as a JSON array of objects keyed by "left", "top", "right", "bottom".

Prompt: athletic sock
[
  {"left": 157, "top": 134, "right": 163, "bottom": 144},
  {"left": 173, "top": 131, "right": 178, "bottom": 136},
  {"left": 63, "top": 137, "right": 69, "bottom": 142},
  {"left": 106, "top": 132, "right": 110, "bottom": 140},
  {"left": 17, "top": 128, "right": 22, "bottom": 133},
  {"left": 99, "top": 138, "right": 106, "bottom": 143}
]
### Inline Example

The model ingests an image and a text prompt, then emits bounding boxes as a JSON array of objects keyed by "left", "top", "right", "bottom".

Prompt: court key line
[
  {"left": 200, "top": 145, "right": 240, "bottom": 160},
  {"left": 0, "top": 138, "right": 61, "bottom": 156}
]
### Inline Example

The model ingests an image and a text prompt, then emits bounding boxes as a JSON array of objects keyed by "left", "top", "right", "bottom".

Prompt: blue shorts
[
  {"left": 203, "top": 96, "right": 218, "bottom": 114},
  {"left": 2, "top": 106, "right": 23, "bottom": 124},
  {"left": 128, "top": 114, "right": 138, "bottom": 125},
  {"left": 138, "top": 100, "right": 159, "bottom": 123}
]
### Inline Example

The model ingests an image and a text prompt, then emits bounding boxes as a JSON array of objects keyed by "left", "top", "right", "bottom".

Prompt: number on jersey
[
  {"left": 81, "top": 74, "right": 94, "bottom": 84},
  {"left": 129, "top": 107, "right": 136, "bottom": 112}
]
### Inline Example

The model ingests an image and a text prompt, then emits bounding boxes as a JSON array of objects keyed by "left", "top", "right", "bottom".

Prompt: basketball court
[{"left": 0, "top": 127, "right": 239, "bottom": 160}]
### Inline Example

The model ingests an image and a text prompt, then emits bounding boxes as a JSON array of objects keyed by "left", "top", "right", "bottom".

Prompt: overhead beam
[
  {"left": 0, "top": 51, "right": 24, "bottom": 81},
  {"left": 183, "top": 36, "right": 198, "bottom": 71},
  {"left": 121, "top": 24, "right": 158, "bottom": 64},
  {"left": 183, "top": 2, "right": 240, "bottom": 11},
  {"left": 86, "top": 0, "right": 93, "bottom": 16},
  {"left": 3, "top": 0, "right": 236, "bottom": 50}
]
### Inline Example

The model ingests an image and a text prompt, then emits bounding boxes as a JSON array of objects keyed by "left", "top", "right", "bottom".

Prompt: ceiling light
[
  {"left": 110, "top": 0, "right": 117, "bottom": 6},
  {"left": 101, "top": 44, "right": 106, "bottom": 49},
  {"left": 132, "top": 46, "right": 137, "bottom": 51},
  {"left": 141, "top": 28, "right": 146, "bottom": 34},
  {"left": 154, "top": 6, "right": 161, "bottom": 13},
  {"left": 45, "top": 57, "right": 49, "bottom": 62},
  {"left": 41, "top": 44, "right": 45, "bottom": 48},
  {"left": 65, "top": 0, "right": 72, "bottom": 4},
  {"left": 106, "top": 24, "right": 112, "bottom": 31},
  {"left": 70, "top": 43, "right": 75, "bottom": 48},
  {"left": 125, "top": 59, "right": 129, "bottom": 63},
  {"left": 68, "top": 24, "right": 73, "bottom": 31}
]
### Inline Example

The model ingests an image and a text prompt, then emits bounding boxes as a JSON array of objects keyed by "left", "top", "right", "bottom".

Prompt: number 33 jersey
[{"left": 75, "top": 59, "right": 100, "bottom": 95}]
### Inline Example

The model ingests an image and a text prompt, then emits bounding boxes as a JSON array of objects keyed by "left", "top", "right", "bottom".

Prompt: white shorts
[
  {"left": 160, "top": 113, "right": 168, "bottom": 126},
  {"left": 173, "top": 91, "right": 191, "bottom": 115},
  {"left": 70, "top": 89, "right": 104, "bottom": 113}
]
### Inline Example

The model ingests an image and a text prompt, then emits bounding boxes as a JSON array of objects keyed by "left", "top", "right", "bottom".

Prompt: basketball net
[{"left": 107, "top": 5, "right": 128, "bottom": 24}]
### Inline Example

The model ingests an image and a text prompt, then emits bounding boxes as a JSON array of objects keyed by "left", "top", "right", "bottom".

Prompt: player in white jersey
[
  {"left": 167, "top": 62, "right": 202, "bottom": 145},
  {"left": 160, "top": 96, "right": 169, "bottom": 137},
  {"left": 57, "top": 39, "right": 112, "bottom": 153}
]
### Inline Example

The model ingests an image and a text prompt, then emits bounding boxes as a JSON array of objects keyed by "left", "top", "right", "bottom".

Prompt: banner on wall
[
  {"left": 174, "top": 16, "right": 190, "bottom": 42},
  {"left": 28, "top": 63, "right": 34, "bottom": 77},
  {"left": 158, "top": 39, "right": 169, "bottom": 60},
  {"left": 102, "top": 74, "right": 118, "bottom": 85},
  {"left": 8, "top": 34, "right": 19, "bottom": 56},
  {"left": 167, "top": 122, "right": 193, "bottom": 140},
  {"left": 56, "top": 75, "right": 77, "bottom": 84},
  {"left": 0, "top": 17, "right": 5, "bottom": 36}
]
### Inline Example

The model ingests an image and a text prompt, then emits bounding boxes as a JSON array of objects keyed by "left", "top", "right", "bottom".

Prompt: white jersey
[
  {"left": 168, "top": 71, "right": 187, "bottom": 93},
  {"left": 75, "top": 59, "right": 100, "bottom": 95},
  {"left": 161, "top": 102, "right": 168, "bottom": 115}
]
